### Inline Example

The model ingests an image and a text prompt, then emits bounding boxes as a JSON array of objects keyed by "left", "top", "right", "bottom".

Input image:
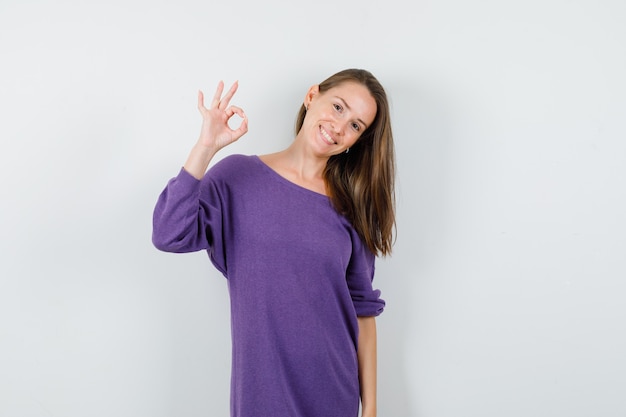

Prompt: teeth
[{"left": 321, "top": 127, "right": 335, "bottom": 144}]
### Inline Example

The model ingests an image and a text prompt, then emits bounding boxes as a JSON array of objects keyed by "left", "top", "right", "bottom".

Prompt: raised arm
[{"left": 152, "top": 81, "right": 248, "bottom": 256}]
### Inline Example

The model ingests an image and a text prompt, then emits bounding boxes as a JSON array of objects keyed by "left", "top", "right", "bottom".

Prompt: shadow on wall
[{"left": 377, "top": 75, "right": 455, "bottom": 416}]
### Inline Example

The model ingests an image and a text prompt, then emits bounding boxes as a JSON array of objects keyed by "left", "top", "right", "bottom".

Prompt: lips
[{"left": 320, "top": 126, "right": 336, "bottom": 145}]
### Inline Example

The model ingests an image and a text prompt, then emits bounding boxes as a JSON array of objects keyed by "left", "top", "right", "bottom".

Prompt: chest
[{"left": 227, "top": 182, "right": 353, "bottom": 270}]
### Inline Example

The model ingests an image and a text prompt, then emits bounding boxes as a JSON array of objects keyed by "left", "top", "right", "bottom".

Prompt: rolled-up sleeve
[{"left": 346, "top": 231, "right": 385, "bottom": 317}]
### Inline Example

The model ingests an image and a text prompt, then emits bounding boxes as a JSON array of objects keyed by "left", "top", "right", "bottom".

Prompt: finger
[
  {"left": 219, "top": 80, "right": 239, "bottom": 110},
  {"left": 224, "top": 105, "right": 245, "bottom": 118},
  {"left": 231, "top": 117, "right": 248, "bottom": 141},
  {"left": 211, "top": 80, "right": 225, "bottom": 109},
  {"left": 228, "top": 108, "right": 248, "bottom": 140},
  {"left": 197, "top": 90, "right": 205, "bottom": 111}
]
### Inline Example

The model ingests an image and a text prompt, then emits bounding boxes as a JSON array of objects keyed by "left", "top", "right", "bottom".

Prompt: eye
[
  {"left": 351, "top": 122, "right": 361, "bottom": 132},
  {"left": 333, "top": 103, "right": 343, "bottom": 112}
]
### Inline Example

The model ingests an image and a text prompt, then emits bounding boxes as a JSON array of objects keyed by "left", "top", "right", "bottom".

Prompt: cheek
[{"left": 346, "top": 132, "right": 362, "bottom": 147}]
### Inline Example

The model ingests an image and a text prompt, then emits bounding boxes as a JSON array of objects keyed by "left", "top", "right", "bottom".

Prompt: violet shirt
[{"left": 152, "top": 154, "right": 385, "bottom": 417}]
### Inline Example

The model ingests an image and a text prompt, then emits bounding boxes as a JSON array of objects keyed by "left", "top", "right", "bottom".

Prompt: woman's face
[{"left": 302, "top": 81, "right": 377, "bottom": 157}]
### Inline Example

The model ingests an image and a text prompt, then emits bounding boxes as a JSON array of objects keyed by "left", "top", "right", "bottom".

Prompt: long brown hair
[{"left": 295, "top": 69, "right": 396, "bottom": 257}]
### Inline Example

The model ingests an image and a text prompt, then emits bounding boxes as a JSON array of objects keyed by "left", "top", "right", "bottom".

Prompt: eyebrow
[{"left": 335, "top": 96, "right": 369, "bottom": 129}]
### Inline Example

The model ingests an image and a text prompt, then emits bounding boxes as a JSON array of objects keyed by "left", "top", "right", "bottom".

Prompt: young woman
[{"left": 153, "top": 68, "right": 395, "bottom": 417}]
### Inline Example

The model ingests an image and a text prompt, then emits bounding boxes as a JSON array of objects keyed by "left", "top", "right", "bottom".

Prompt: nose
[{"left": 330, "top": 119, "right": 348, "bottom": 135}]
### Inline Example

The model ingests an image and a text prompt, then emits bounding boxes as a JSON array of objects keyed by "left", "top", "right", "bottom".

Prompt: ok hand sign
[
  {"left": 197, "top": 80, "right": 248, "bottom": 152},
  {"left": 184, "top": 80, "right": 249, "bottom": 179}
]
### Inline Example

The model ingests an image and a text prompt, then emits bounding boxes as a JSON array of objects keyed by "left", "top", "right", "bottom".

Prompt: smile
[{"left": 320, "top": 126, "right": 336, "bottom": 145}]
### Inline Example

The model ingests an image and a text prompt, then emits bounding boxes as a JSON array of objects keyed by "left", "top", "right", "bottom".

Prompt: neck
[
  {"left": 280, "top": 139, "right": 329, "bottom": 181},
  {"left": 259, "top": 136, "right": 330, "bottom": 196}
]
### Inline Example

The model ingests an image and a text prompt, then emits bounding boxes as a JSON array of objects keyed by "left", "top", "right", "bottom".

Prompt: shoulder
[
  {"left": 210, "top": 153, "right": 256, "bottom": 173},
  {"left": 205, "top": 154, "right": 261, "bottom": 183}
]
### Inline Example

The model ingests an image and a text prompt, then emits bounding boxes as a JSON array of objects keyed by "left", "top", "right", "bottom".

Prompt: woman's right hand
[
  {"left": 184, "top": 81, "right": 249, "bottom": 179},
  {"left": 197, "top": 80, "right": 248, "bottom": 152}
]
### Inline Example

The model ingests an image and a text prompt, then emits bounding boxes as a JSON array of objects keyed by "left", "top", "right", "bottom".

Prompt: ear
[{"left": 304, "top": 84, "right": 320, "bottom": 108}]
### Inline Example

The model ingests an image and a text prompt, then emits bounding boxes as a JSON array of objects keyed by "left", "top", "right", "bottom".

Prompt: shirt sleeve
[
  {"left": 346, "top": 229, "right": 386, "bottom": 317},
  {"left": 152, "top": 167, "right": 228, "bottom": 275}
]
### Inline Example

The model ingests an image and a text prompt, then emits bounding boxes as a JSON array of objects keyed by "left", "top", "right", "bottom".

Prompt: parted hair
[{"left": 295, "top": 68, "right": 396, "bottom": 257}]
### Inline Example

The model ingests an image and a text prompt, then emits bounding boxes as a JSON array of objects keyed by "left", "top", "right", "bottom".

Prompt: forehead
[{"left": 324, "top": 81, "right": 377, "bottom": 125}]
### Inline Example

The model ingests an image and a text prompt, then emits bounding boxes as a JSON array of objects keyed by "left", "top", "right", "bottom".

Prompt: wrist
[
  {"left": 192, "top": 141, "right": 219, "bottom": 157},
  {"left": 183, "top": 143, "right": 219, "bottom": 180}
]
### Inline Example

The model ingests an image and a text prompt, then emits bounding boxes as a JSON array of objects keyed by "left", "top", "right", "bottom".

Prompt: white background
[{"left": 1, "top": 0, "right": 625, "bottom": 416}]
